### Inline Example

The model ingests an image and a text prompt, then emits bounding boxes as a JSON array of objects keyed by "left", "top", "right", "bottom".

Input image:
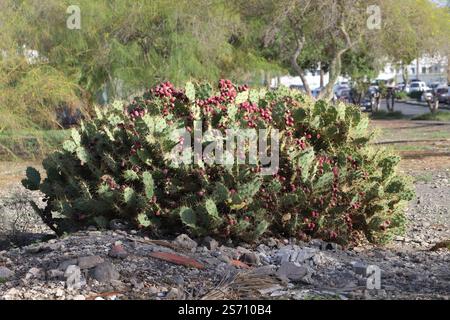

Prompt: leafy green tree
[{"left": 0, "top": 0, "right": 279, "bottom": 130}]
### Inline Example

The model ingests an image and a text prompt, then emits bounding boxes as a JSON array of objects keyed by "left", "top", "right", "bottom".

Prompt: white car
[
  {"left": 409, "top": 81, "right": 429, "bottom": 93},
  {"left": 334, "top": 84, "right": 350, "bottom": 97}
]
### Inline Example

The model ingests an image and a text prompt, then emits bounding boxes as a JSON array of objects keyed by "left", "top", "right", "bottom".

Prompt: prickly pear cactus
[{"left": 22, "top": 80, "right": 414, "bottom": 244}]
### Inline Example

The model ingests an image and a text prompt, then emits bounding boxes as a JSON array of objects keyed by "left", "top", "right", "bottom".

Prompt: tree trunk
[
  {"left": 447, "top": 53, "right": 450, "bottom": 85},
  {"left": 317, "top": 49, "right": 346, "bottom": 101},
  {"left": 386, "top": 88, "right": 395, "bottom": 112},
  {"left": 319, "top": 62, "right": 324, "bottom": 88},
  {"left": 427, "top": 98, "right": 439, "bottom": 113},
  {"left": 416, "top": 57, "right": 420, "bottom": 79},
  {"left": 402, "top": 64, "right": 409, "bottom": 84},
  {"left": 290, "top": 37, "right": 312, "bottom": 97}
]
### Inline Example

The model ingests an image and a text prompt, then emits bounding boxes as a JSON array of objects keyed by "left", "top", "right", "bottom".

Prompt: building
[{"left": 377, "top": 55, "right": 448, "bottom": 85}]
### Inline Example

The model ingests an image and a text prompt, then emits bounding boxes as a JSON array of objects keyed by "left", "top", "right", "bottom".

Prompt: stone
[
  {"left": 109, "top": 219, "right": 129, "bottom": 231},
  {"left": 352, "top": 262, "right": 368, "bottom": 276},
  {"left": 0, "top": 266, "right": 14, "bottom": 280},
  {"left": 130, "top": 278, "right": 145, "bottom": 290},
  {"left": 58, "top": 259, "right": 78, "bottom": 271},
  {"left": 64, "top": 265, "right": 82, "bottom": 290},
  {"left": 3, "top": 288, "right": 20, "bottom": 300},
  {"left": 92, "top": 262, "right": 120, "bottom": 283},
  {"left": 148, "top": 286, "right": 159, "bottom": 295},
  {"left": 275, "top": 249, "right": 293, "bottom": 264},
  {"left": 78, "top": 255, "right": 104, "bottom": 269},
  {"left": 239, "top": 252, "right": 260, "bottom": 266},
  {"left": 172, "top": 275, "right": 185, "bottom": 286},
  {"left": 109, "top": 244, "right": 128, "bottom": 259},
  {"left": 47, "top": 269, "right": 65, "bottom": 280},
  {"left": 25, "top": 267, "right": 45, "bottom": 280},
  {"left": 309, "top": 239, "right": 324, "bottom": 249},
  {"left": 258, "top": 285, "right": 284, "bottom": 295},
  {"left": 165, "top": 287, "right": 180, "bottom": 299},
  {"left": 55, "top": 288, "right": 65, "bottom": 297},
  {"left": 276, "top": 261, "right": 309, "bottom": 282},
  {"left": 293, "top": 248, "right": 317, "bottom": 263},
  {"left": 73, "top": 295, "right": 86, "bottom": 300},
  {"left": 202, "top": 236, "right": 219, "bottom": 251},
  {"left": 218, "top": 254, "right": 231, "bottom": 264},
  {"left": 174, "top": 234, "right": 197, "bottom": 251}
]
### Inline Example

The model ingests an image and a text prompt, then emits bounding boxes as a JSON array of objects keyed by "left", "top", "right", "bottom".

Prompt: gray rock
[
  {"left": 78, "top": 255, "right": 104, "bottom": 269},
  {"left": 352, "top": 262, "right": 368, "bottom": 276},
  {"left": 276, "top": 261, "right": 309, "bottom": 281},
  {"left": 0, "top": 266, "right": 14, "bottom": 280},
  {"left": 92, "top": 262, "right": 120, "bottom": 283},
  {"left": 293, "top": 248, "right": 317, "bottom": 263},
  {"left": 239, "top": 252, "right": 260, "bottom": 266},
  {"left": 58, "top": 259, "right": 78, "bottom": 271},
  {"left": 274, "top": 248, "right": 293, "bottom": 264},
  {"left": 165, "top": 288, "right": 181, "bottom": 299},
  {"left": 202, "top": 236, "right": 219, "bottom": 251},
  {"left": 130, "top": 277, "right": 144, "bottom": 290},
  {"left": 148, "top": 286, "right": 159, "bottom": 295},
  {"left": 172, "top": 275, "right": 185, "bottom": 286},
  {"left": 25, "top": 267, "right": 44, "bottom": 280},
  {"left": 47, "top": 269, "right": 65, "bottom": 280},
  {"left": 174, "top": 234, "right": 197, "bottom": 251},
  {"left": 64, "top": 265, "right": 82, "bottom": 290}
]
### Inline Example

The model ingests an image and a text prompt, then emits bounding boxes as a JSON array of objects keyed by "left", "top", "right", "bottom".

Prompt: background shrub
[
  {"left": 23, "top": 80, "right": 414, "bottom": 245},
  {"left": 394, "top": 91, "right": 408, "bottom": 100},
  {"left": 408, "top": 91, "right": 423, "bottom": 100}
]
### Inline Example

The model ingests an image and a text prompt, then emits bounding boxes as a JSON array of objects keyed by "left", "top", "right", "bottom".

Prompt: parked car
[
  {"left": 334, "top": 84, "right": 350, "bottom": 97},
  {"left": 359, "top": 87, "right": 381, "bottom": 112},
  {"left": 312, "top": 87, "right": 323, "bottom": 98},
  {"left": 436, "top": 86, "right": 450, "bottom": 104},
  {"left": 409, "top": 81, "right": 429, "bottom": 93},
  {"left": 336, "top": 89, "right": 351, "bottom": 103},
  {"left": 429, "top": 82, "right": 442, "bottom": 93}
]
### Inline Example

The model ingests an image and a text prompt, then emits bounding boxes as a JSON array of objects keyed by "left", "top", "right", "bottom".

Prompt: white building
[
  {"left": 270, "top": 70, "right": 348, "bottom": 90},
  {"left": 377, "top": 55, "right": 448, "bottom": 84},
  {"left": 271, "top": 55, "right": 448, "bottom": 90}
]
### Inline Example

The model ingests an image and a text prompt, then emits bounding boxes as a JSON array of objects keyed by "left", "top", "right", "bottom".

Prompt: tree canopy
[{"left": 1, "top": 0, "right": 449, "bottom": 130}]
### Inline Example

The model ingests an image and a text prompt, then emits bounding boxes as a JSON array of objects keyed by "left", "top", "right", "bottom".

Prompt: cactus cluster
[{"left": 22, "top": 80, "right": 414, "bottom": 244}]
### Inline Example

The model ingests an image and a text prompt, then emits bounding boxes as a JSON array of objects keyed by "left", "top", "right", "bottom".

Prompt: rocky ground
[{"left": 0, "top": 169, "right": 449, "bottom": 300}]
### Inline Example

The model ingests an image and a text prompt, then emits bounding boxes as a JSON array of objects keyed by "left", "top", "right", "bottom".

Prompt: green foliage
[
  {"left": 23, "top": 80, "right": 414, "bottom": 244},
  {"left": 408, "top": 91, "right": 423, "bottom": 100},
  {"left": 394, "top": 91, "right": 409, "bottom": 100}
]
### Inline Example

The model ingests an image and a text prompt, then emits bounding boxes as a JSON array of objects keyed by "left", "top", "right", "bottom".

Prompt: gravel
[{"left": 0, "top": 169, "right": 448, "bottom": 300}]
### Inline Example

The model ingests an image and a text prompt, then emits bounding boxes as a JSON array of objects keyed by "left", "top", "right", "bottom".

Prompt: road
[{"left": 377, "top": 100, "right": 449, "bottom": 117}]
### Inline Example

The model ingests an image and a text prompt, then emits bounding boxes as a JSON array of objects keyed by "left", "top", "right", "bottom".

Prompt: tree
[
  {"left": 380, "top": 0, "right": 450, "bottom": 84},
  {"left": 0, "top": 0, "right": 279, "bottom": 130},
  {"left": 239, "top": 0, "right": 373, "bottom": 100},
  {"left": 239, "top": 0, "right": 450, "bottom": 102}
]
